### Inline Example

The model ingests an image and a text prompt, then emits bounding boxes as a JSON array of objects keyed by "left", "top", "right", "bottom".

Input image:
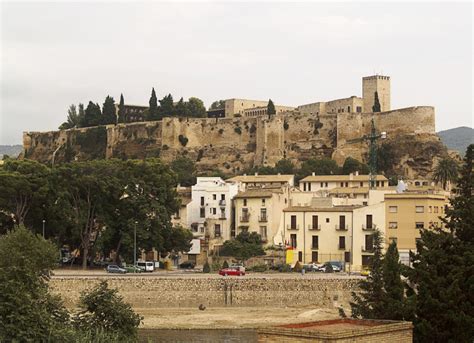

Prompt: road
[{"left": 52, "top": 268, "right": 364, "bottom": 279}]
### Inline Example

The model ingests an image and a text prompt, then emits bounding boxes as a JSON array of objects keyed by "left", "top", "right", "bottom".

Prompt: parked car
[
  {"left": 323, "top": 262, "right": 342, "bottom": 272},
  {"left": 106, "top": 265, "right": 127, "bottom": 274},
  {"left": 179, "top": 261, "right": 196, "bottom": 269},
  {"left": 219, "top": 266, "right": 245, "bottom": 276},
  {"left": 137, "top": 261, "right": 155, "bottom": 272},
  {"left": 124, "top": 265, "right": 143, "bottom": 273},
  {"left": 309, "top": 263, "right": 326, "bottom": 272}
]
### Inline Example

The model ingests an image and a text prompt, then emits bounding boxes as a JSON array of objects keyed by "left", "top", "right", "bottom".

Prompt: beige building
[
  {"left": 233, "top": 187, "right": 289, "bottom": 245},
  {"left": 384, "top": 192, "right": 448, "bottom": 265},
  {"left": 299, "top": 173, "right": 389, "bottom": 195},
  {"left": 298, "top": 96, "right": 364, "bottom": 115},
  {"left": 227, "top": 174, "right": 295, "bottom": 191},
  {"left": 224, "top": 99, "right": 295, "bottom": 117},
  {"left": 362, "top": 75, "right": 391, "bottom": 112}
]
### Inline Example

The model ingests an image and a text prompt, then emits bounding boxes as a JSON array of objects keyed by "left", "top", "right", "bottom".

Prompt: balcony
[
  {"left": 362, "top": 224, "right": 377, "bottom": 231},
  {"left": 361, "top": 245, "right": 374, "bottom": 253},
  {"left": 286, "top": 224, "right": 299, "bottom": 230},
  {"left": 335, "top": 224, "right": 349, "bottom": 231},
  {"left": 338, "top": 244, "right": 346, "bottom": 250},
  {"left": 311, "top": 245, "right": 319, "bottom": 250},
  {"left": 308, "top": 224, "right": 321, "bottom": 231},
  {"left": 218, "top": 200, "right": 226, "bottom": 207},
  {"left": 219, "top": 214, "right": 226, "bottom": 220},
  {"left": 240, "top": 215, "right": 250, "bottom": 223},
  {"left": 258, "top": 215, "right": 268, "bottom": 222}
]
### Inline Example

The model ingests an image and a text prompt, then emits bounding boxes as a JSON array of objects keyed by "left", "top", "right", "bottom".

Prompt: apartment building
[
  {"left": 227, "top": 174, "right": 295, "bottom": 191},
  {"left": 187, "top": 177, "right": 238, "bottom": 249},
  {"left": 233, "top": 187, "right": 289, "bottom": 245},
  {"left": 299, "top": 172, "right": 389, "bottom": 195},
  {"left": 384, "top": 192, "right": 448, "bottom": 265}
]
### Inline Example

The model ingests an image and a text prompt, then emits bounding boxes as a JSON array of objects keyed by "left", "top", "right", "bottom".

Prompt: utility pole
[
  {"left": 134, "top": 221, "right": 138, "bottom": 271},
  {"left": 42, "top": 219, "right": 46, "bottom": 238},
  {"left": 347, "top": 118, "right": 387, "bottom": 189}
]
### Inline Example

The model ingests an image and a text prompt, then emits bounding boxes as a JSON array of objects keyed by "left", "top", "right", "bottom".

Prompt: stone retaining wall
[{"left": 50, "top": 277, "right": 360, "bottom": 309}]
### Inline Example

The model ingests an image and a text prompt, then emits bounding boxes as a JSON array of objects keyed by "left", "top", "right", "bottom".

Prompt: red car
[{"left": 218, "top": 266, "right": 245, "bottom": 276}]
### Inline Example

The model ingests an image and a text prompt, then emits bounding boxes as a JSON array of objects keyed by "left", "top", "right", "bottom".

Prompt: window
[
  {"left": 260, "top": 226, "right": 267, "bottom": 240},
  {"left": 340, "top": 182, "right": 344, "bottom": 187},
  {"left": 326, "top": 218, "right": 330, "bottom": 223},
  {"left": 243, "top": 199, "right": 247, "bottom": 206},
  {"left": 362, "top": 255, "right": 373, "bottom": 267},
  {"left": 262, "top": 198, "right": 265, "bottom": 206},
  {"left": 325, "top": 182, "right": 328, "bottom": 187},
  {"left": 434, "top": 206, "right": 439, "bottom": 213},
  {"left": 308, "top": 183, "right": 311, "bottom": 191},
  {"left": 345, "top": 182, "right": 349, "bottom": 187},
  {"left": 312, "top": 251, "right": 319, "bottom": 263},
  {"left": 389, "top": 206, "right": 398, "bottom": 213},
  {"left": 213, "top": 194, "right": 216, "bottom": 200},
  {"left": 290, "top": 215, "right": 297, "bottom": 230},
  {"left": 381, "top": 181, "right": 385, "bottom": 187},
  {"left": 200, "top": 207, "right": 205, "bottom": 218},
  {"left": 320, "top": 182, "right": 323, "bottom": 187},
  {"left": 344, "top": 251, "right": 351, "bottom": 263},
  {"left": 231, "top": 226, "right": 236, "bottom": 238},
  {"left": 298, "top": 251, "right": 303, "bottom": 262},
  {"left": 416, "top": 206, "right": 424, "bottom": 213},
  {"left": 303, "top": 183, "right": 306, "bottom": 191},
  {"left": 339, "top": 215, "right": 346, "bottom": 230},
  {"left": 312, "top": 235, "right": 319, "bottom": 249},
  {"left": 312, "top": 215, "right": 319, "bottom": 230},
  {"left": 389, "top": 222, "right": 398, "bottom": 229},
  {"left": 260, "top": 208, "right": 267, "bottom": 221},
  {"left": 365, "top": 234, "right": 373, "bottom": 251},
  {"left": 339, "top": 236, "right": 346, "bottom": 250},
  {"left": 214, "top": 224, "right": 221, "bottom": 237},
  {"left": 221, "top": 194, "right": 225, "bottom": 200},
  {"left": 213, "top": 208, "right": 217, "bottom": 215},
  {"left": 416, "top": 222, "right": 424, "bottom": 229},
  {"left": 366, "top": 215, "right": 373, "bottom": 229},
  {"left": 356, "top": 106, "right": 362, "bottom": 113},
  {"left": 347, "top": 106, "right": 351, "bottom": 113},
  {"left": 220, "top": 209, "right": 225, "bottom": 218},
  {"left": 200, "top": 197, "right": 205, "bottom": 206},
  {"left": 360, "top": 182, "right": 363, "bottom": 187},
  {"left": 428, "top": 206, "right": 432, "bottom": 213},
  {"left": 290, "top": 234, "right": 297, "bottom": 248}
]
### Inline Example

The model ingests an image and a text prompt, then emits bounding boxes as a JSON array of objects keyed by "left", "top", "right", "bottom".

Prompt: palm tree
[{"left": 433, "top": 157, "right": 458, "bottom": 190}]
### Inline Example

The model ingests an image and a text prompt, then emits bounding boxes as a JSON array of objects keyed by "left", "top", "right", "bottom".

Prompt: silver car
[{"left": 106, "top": 264, "right": 127, "bottom": 274}]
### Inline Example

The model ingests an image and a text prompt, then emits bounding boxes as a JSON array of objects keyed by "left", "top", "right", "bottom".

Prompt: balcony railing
[
  {"left": 361, "top": 245, "right": 374, "bottom": 253},
  {"left": 335, "top": 224, "right": 349, "bottom": 231},
  {"left": 308, "top": 224, "right": 321, "bottom": 231},
  {"left": 219, "top": 214, "right": 226, "bottom": 220},
  {"left": 258, "top": 215, "right": 268, "bottom": 222},
  {"left": 286, "top": 224, "right": 299, "bottom": 230},
  {"left": 362, "top": 224, "right": 377, "bottom": 231},
  {"left": 311, "top": 245, "right": 319, "bottom": 250},
  {"left": 218, "top": 200, "right": 226, "bottom": 207},
  {"left": 240, "top": 215, "right": 250, "bottom": 222}
]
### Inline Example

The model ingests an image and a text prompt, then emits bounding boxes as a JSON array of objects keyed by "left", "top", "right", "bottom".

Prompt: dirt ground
[{"left": 138, "top": 307, "right": 340, "bottom": 329}]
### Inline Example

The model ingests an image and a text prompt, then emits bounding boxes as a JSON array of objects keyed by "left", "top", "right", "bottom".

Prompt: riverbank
[{"left": 137, "top": 306, "right": 340, "bottom": 329}]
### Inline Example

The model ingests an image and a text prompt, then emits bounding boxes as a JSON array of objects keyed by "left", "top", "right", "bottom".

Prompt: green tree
[
  {"left": 60, "top": 104, "right": 84, "bottom": 129},
  {"left": 175, "top": 97, "right": 189, "bottom": 117},
  {"left": 297, "top": 158, "right": 340, "bottom": 181},
  {"left": 274, "top": 159, "right": 295, "bottom": 174},
  {"left": 432, "top": 156, "right": 458, "bottom": 190},
  {"left": 267, "top": 99, "right": 276, "bottom": 118},
  {"left": 372, "top": 91, "right": 381, "bottom": 112},
  {"left": 159, "top": 94, "right": 175, "bottom": 118},
  {"left": 209, "top": 100, "right": 225, "bottom": 110},
  {"left": 342, "top": 157, "right": 370, "bottom": 175},
  {"left": 117, "top": 94, "right": 125, "bottom": 123},
  {"left": 170, "top": 156, "right": 196, "bottom": 187},
  {"left": 407, "top": 144, "right": 474, "bottom": 342},
  {"left": 101, "top": 95, "right": 116, "bottom": 125},
  {"left": 221, "top": 232, "right": 265, "bottom": 261},
  {"left": 148, "top": 87, "right": 159, "bottom": 121},
  {"left": 74, "top": 281, "right": 142, "bottom": 341},
  {"left": 0, "top": 226, "right": 71, "bottom": 342},
  {"left": 83, "top": 101, "right": 102, "bottom": 127},
  {"left": 186, "top": 97, "right": 207, "bottom": 117},
  {"left": 350, "top": 230, "right": 386, "bottom": 319}
]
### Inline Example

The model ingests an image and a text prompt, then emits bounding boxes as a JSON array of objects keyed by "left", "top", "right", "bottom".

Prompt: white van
[{"left": 137, "top": 261, "right": 154, "bottom": 272}]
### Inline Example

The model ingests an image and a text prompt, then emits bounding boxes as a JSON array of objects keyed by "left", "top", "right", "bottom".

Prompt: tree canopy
[
  {"left": 372, "top": 91, "right": 381, "bottom": 112},
  {"left": 101, "top": 95, "right": 117, "bottom": 125},
  {"left": 221, "top": 231, "right": 265, "bottom": 261},
  {"left": 432, "top": 156, "right": 458, "bottom": 190},
  {"left": 267, "top": 99, "right": 276, "bottom": 117}
]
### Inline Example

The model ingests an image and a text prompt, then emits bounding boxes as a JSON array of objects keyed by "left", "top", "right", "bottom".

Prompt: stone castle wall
[
  {"left": 49, "top": 276, "right": 360, "bottom": 309},
  {"left": 22, "top": 106, "right": 440, "bottom": 176}
]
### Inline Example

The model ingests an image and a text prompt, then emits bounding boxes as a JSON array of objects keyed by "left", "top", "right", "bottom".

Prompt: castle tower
[{"left": 362, "top": 75, "right": 391, "bottom": 112}]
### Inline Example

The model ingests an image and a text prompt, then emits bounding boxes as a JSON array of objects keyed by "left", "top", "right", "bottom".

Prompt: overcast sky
[{"left": 1, "top": 1, "right": 472, "bottom": 145}]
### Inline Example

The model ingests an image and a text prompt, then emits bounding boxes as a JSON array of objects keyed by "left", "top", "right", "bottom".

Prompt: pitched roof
[
  {"left": 227, "top": 174, "right": 294, "bottom": 183},
  {"left": 234, "top": 189, "right": 282, "bottom": 199},
  {"left": 300, "top": 174, "right": 388, "bottom": 182},
  {"left": 328, "top": 187, "right": 370, "bottom": 195}
]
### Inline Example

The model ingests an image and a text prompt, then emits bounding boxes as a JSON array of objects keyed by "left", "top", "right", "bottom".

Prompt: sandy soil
[{"left": 137, "top": 307, "right": 340, "bottom": 329}]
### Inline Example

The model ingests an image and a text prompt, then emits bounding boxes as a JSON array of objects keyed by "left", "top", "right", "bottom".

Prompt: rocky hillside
[{"left": 437, "top": 126, "right": 473, "bottom": 156}]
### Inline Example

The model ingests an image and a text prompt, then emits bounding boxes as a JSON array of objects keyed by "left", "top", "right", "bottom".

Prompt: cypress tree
[
  {"left": 175, "top": 97, "right": 188, "bottom": 117},
  {"left": 267, "top": 99, "right": 276, "bottom": 118},
  {"left": 118, "top": 94, "right": 125, "bottom": 123},
  {"left": 159, "top": 94, "right": 174, "bottom": 118},
  {"left": 372, "top": 91, "right": 381, "bottom": 112},
  {"left": 148, "top": 88, "right": 159, "bottom": 121},
  {"left": 101, "top": 95, "right": 116, "bottom": 125},
  {"left": 83, "top": 101, "right": 102, "bottom": 127},
  {"left": 350, "top": 229, "right": 386, "bottom": 319},
  {"left": 408, "top": 144, "right": 474, "bottom": 342}
]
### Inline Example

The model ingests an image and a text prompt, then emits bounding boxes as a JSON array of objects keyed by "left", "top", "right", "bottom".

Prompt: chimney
[
  {"left": 278, "top": 173, "right": 281, "bottom": 175},
  {"left": 349, "top": 173, "right": 354, "bottom": 180},
  {"left": 355, "top": 171, "right": 359, "bottom": 176},
  {"left": 312, "top": 172, "right": 315, "bottom": 176},
  {"left": 255, "top": 172, "right": 258, "bottom": 176}
]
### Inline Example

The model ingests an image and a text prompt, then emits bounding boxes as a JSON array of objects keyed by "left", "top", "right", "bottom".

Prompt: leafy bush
[
  {"left": 73, "top": 281, "right": 142, "bottom": 341},
  {"left": 248, "top": 264, "right": 268, "bottom": 272},
  {"left": 220, "top": 232, "right": 265, "bottom": 261},
  {"left": 178, "top": 135, "right": 188, "bottom": 147},
  {"left": 278, "top": 264, "right": 292, "bottom": 273},
  {"left": 203, "top": 261, "right": 211, "bottom": 273},
  {"left": 222, "top": 260, "right": 229, "bottom": 269}
]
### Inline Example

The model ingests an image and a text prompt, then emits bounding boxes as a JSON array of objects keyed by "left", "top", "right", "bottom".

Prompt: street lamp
[
  {"left": 134, "top": 221, "right": 138, "bottom": 272},
  {"left": 42, "top": 220, "right": 46, "bottom": 238}
]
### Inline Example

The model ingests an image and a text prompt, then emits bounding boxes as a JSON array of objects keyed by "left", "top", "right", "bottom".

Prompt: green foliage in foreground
[
  {"left": 221, "top": 232, "right": 265, "bottom": 261},
  {"left": 0, "top": 226, "right": 141, "bottom": 342}
]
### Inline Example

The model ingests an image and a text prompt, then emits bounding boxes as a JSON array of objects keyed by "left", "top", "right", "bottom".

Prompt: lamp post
[
  {"left": 42, "top": 220, "right": 46, "bottom": 238},
  {"left": 134, "top": 221, "right": 138, "bottom": 272}
]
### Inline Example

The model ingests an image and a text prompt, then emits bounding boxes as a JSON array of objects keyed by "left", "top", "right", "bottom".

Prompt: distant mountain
[
  {"left": 437, "top": 126, "right": 473, "bottom": 156},
  {"left": 0, "top": 145, "right": 23, "bottom": 159}
]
